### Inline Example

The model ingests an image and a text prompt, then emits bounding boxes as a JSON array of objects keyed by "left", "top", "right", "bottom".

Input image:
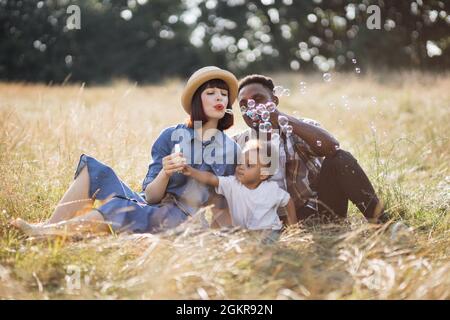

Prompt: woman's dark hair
[{"left": 187, "top": 79, "right": 234, "bottom": 131}]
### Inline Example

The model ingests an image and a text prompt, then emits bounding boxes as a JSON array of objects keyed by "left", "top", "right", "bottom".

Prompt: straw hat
[{"left": 181, "top": 66, "right": 238, "bottom": 115}]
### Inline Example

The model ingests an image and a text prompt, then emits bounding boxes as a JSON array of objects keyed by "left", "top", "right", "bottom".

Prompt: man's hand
[{"left": 268, "top": 107, "right": 281, "bottom": 128}]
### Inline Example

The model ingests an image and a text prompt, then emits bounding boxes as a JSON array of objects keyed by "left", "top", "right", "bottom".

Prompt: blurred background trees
[{"left": 1, "top": 0, "right": 448, "bottom": 83}]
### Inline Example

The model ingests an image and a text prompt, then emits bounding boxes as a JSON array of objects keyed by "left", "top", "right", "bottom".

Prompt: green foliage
[{"left": 0, "top": 0, "right": 449, "bottom": 84}]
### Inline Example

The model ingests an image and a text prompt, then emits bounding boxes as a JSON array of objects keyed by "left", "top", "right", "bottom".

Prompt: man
[{"left": 232, "top": 74, "right": 386, "bottom": 224}]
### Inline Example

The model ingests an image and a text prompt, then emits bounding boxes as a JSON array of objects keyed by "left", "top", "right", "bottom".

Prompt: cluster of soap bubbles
[
  {"left": 241, "top": 55, "right": 370, "bottom": 140},
  {"left": 273, "top": 86, "right": 291, "bottom": 97},
  {"left": 274, "top": 82, "right": 310, "bottom": 97},
  {"left": 277, "top": 115, "right": 293, "bottom": 135},
  {"left": 242, "top": 98, "right": 293, "bottom": 136},
  {"left": 241, "top": 99, "right": 275, "bottom": 133}
]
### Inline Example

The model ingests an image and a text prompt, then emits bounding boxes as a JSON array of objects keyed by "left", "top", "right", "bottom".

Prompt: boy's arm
[
  {"left": 283, "top": 198, "right": 298, "bottom": 226},
  {"left": 182, "top": 165, "right": 219, "bottom": 188}
]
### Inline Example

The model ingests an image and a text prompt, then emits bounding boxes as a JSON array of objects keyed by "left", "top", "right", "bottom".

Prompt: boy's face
[
  {"left": 235, "top": 149, "right": 268, "bottom": 186},
  {"left": 238, "top": 83, "right": 278, "bottom": 129}
]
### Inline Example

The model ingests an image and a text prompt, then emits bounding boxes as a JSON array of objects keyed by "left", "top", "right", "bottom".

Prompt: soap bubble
[
  {"left": 259, "top": 121, "right": 272, "bottom": 133},
  {"left": 316, "top": 140, "right": 322, "bottom": 147},
  {"left": 261, "top": 110, "right": 270, "bottom": 122},
  {"left": 256, "top": 104, "right": 266, "bottom": 115},
  {"left": 299, "top": 81, "right": 307, "bottom": 95},
  {"left": 323, "top": 73, "right": 332, "bottom": 82},
  {"left": 259, "top": 122, "right": 266, "bottom": 131},
  {"left": 247, "top": 99, "right": 256, "bottom": 108},
  {"left": 265, "top": 102, "right": 277, "bottom": 113},
  {"left": 352, "top": 58, "right": 357, "bottom": 64},
  {"left": 285, "top": 125, "right": 293, "bottom": 135},
  {"left": 246, "top": 109, "right": 259, "bottom": 121},
  {"left": 282, "top": 88, "right": 291, "bottom": 97},
  {"left": 273, "top": 86, "right": 284, "bottom": 96},
  {"left": 355, "top": 67, "right": 361, "bottom": 74},
  {"left": 278, "top": 115, "right": 289, "bottom": 127}
]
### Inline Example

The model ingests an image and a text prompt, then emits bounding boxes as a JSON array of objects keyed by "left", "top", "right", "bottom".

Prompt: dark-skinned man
[{"left": 232, "top": 74, "right": 386, "bottom": 224}]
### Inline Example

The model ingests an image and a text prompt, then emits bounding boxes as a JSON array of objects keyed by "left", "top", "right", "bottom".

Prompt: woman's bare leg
[
  {"left": 12, "top": 210, "right": 110, "bottom": 237},
  {"left": 46, "top": 165, "right": 93, "bottom": 224}
]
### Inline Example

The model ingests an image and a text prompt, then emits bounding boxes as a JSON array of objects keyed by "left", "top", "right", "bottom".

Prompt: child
[{"left": 182, "top": 140, "right": 298, "bottom": 230}]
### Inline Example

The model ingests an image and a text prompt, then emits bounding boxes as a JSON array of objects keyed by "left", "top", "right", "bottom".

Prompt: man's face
[{"left": 238, "top": 83, "right": 276, "bottom": 129}]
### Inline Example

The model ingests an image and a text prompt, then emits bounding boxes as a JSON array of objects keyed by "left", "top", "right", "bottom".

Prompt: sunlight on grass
[{"left": 0, "top": 71, "right": 449, "bottom": 299}]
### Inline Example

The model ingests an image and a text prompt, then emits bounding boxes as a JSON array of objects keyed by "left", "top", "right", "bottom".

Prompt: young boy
[{"left": 182, "top": 140, "right": 298, "bottom": 230}]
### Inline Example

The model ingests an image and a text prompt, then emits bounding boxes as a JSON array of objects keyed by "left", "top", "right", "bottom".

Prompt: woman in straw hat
[{"left": 11, "top": 66, "right": 240, "bottom": 237}]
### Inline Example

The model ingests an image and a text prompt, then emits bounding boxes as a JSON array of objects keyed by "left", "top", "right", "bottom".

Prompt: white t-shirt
[{"left": 215, "top": 176, "right": 291, "bottom": 230}]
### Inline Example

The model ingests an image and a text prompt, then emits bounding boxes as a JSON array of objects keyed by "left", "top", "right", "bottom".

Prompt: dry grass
[{"left": 0, "top": 71, "right": 449, "bottom": 299}]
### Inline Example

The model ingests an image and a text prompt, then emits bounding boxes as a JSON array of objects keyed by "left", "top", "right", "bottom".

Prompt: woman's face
[{"left": 201, "top": 86, "right": 229, "bottom": 121}]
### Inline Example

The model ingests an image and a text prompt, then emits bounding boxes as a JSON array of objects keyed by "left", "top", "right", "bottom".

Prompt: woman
[{"left": 11, "top": 66, "right": 240, "bottom": 236}]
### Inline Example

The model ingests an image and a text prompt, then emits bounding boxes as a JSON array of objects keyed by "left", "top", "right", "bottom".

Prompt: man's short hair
[{"left": 238, "top": 74, "right": 275, "bottom": 93}]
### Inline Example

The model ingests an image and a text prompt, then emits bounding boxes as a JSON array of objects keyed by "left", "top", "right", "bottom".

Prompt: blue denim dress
[{"left": 74, "top": 124, "right": 239, "bottom": 234}]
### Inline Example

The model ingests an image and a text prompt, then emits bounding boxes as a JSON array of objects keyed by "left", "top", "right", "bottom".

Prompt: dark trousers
[{"left": 298, "top": 150, "right": 383, "bottom": 221}]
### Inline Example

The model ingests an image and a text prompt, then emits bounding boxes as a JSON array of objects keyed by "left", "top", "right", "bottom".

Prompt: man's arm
[
  {"left": 271, "top": 110, "right": 340, "bottom": 157},
  {"left": 283, "top": 198, "right": 298, "bottom": 226},
  {"left": 182, "top": 165, "right": 219, "bottom": 188}
]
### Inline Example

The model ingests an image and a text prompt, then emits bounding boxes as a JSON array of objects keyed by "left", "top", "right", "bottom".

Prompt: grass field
[{"left": 0, "top": 71, "right": 449, "bottom": 299}]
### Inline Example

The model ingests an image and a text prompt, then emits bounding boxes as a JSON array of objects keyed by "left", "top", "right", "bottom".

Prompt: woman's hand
[{"left": 162, "top": 152, "right": 186, "bottom": 177}]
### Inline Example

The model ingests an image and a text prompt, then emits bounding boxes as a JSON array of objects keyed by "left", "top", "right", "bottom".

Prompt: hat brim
[{"left": 181, "top": 69, "right": 238, "bottom": 115}]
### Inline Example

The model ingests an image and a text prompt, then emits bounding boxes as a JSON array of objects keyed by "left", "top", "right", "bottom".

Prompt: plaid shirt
[{"left": 232, "top": 118, "right": 323, "bottom": 218}]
